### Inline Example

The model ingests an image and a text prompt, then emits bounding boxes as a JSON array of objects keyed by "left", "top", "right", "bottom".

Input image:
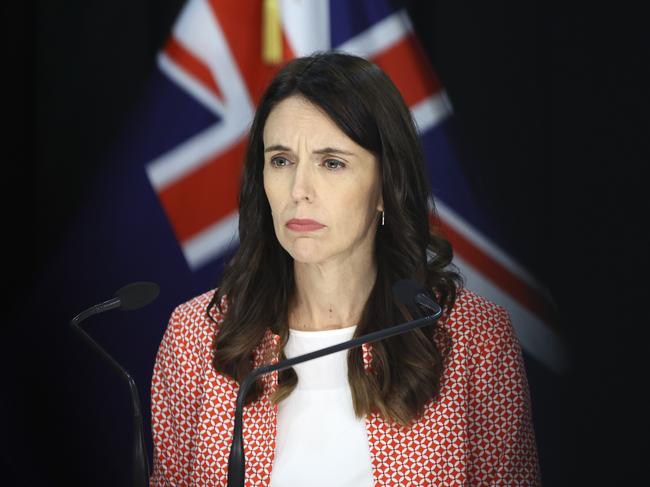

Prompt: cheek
[
  {"left": 264, "top": 173, "right": 289, "bottom": 240},
  {"left": 263, "top": 172, "right": 281, "bottom": 212},
  {"left": 332, "top": 186, "right": 376, "bottom": 233}
]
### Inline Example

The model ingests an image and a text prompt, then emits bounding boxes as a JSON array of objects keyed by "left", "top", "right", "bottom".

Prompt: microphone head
[
  {"left": 392, "top": 279, "right": 426, "bottom": 308},
  {"left": 114, "top": 281, "right": 160, "bottom": 311},
  {"left": 392, "top": 278, "right": 442, "bottom": 318}
]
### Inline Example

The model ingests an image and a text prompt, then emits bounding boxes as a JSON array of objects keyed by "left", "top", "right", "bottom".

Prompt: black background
[{"left": 5, "top": 0, "right": 648, "bottom": 485}]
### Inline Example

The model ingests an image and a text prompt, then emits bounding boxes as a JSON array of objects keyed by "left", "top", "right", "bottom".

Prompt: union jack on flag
[{"left": 140, "top": 0, "right": 566, "bottom": 375}]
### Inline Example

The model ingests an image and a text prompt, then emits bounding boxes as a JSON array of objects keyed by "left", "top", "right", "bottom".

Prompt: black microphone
[
  {"left": 392, "top": 278, "right": 440, "bottom": 314},
  {"left": 226, "top": 279, "right": 442, "bottom": 487},
  {"left": 69, "top": 281, "right": 160, "bottom": 487}
]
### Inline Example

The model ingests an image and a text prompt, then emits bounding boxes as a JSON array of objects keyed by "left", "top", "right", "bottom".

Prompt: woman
[{"left": 150, "top": 52, "right": 541, "bottom": 486}]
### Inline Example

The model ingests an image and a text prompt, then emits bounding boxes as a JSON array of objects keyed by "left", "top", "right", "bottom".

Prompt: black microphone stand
[
  {"left": 70, "top": 299, "right": 150, "bottom": 487},
  {"left": 226, "top": 306, "right": 442, "bottom": 487}
]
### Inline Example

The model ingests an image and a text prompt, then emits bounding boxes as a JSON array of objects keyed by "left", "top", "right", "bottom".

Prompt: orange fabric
[{"left": 150, "top": 288, "right": 541, "bottom": 486}]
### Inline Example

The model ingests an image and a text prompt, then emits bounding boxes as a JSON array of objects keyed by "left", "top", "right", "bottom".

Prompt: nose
[{"left": 290, "top": 160, "right": 314, "bottom": 203}]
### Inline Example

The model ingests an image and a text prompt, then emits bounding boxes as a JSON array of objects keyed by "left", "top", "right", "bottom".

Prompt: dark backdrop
[{"left": 5, "top": 0, "right": 647, "bottom": 485}]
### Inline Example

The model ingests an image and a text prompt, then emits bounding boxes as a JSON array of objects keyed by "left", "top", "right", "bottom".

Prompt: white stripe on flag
[
  {"left": 436, "top": 199, "right": 557, "bottom": 306},
  {"left": 411, "top": 92, "right": 453, "bottom": 134},
  {"left": 281, "top": 0, "right": 331, "bottom": 55},
  {"left": 183, "top": 211, "right": 240, "bottom": 270},
  {"left": 145, "top": 124, "right": 246, "bottom": 192},
  {"left": 337, "top": 9, "right": 413, "bottom": 57},
  {"left": 158, "top": 52, "right": 225, "bottom": 116}
]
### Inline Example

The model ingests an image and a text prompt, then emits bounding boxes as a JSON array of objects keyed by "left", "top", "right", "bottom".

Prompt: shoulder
[
  {"left": 435, "top": 288, "right": 528, "bottom": 394},
  {"left": 159, "top": 289, "right": 226, "bottom": 360},
  {"left": 442, "top": 287, "right": 513, "bottom": 352},
  {"left": 170, "top": 288, "right": 225, "bottom": 326},
  {"left": 449, "top": 286, "right": 507, "bottom": 319}
]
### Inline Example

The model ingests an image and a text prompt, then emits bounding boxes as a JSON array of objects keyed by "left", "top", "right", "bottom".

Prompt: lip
[{"left": 285, "top": 218, "right": 326, "bottom": 232}]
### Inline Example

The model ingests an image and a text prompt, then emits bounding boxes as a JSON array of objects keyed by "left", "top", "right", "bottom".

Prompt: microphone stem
[
  {"left": 69, "top": 310, "right": 150, "bottom": 486},
  {"left": 70, "top": 317, "right": 128, "bottom": 381}
]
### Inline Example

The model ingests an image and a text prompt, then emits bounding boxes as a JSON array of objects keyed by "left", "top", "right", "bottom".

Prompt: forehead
[{"left": 263, "top": 95, "right": 354, "bottom": 147}]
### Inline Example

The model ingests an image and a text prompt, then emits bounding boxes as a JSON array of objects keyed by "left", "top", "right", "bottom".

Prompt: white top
[{"left": 268, "top": 325, "right": 375, "bottom": 487}]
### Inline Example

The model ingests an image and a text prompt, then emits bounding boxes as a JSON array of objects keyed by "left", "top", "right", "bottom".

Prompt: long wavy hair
[{"left": 207, "top": 52, "right": 463, "bottom": 426}]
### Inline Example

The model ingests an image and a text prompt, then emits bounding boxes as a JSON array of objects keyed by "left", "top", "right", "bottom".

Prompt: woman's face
[{"left": 263, "top": 95, "right": 383, "bottom": 266}]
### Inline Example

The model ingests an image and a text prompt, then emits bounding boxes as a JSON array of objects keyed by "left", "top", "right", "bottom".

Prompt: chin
[{"left": 284, "top": 239, "right": 328, "bottom": 264}]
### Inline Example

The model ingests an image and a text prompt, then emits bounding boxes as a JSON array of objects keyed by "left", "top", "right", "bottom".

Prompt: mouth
[{"left": 285, "top": 218, "right": 326, "bottom": 232}]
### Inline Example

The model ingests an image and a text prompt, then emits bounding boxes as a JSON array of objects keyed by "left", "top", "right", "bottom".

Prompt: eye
[
  {"left": 323, "top": 159, "right": 346, "bottom": 170},
  {"left": 270, "top": 156, "right": 291, "bottom": 168}
]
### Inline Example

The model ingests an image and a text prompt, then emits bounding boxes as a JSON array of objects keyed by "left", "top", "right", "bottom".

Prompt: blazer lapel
[{"left": 242, "top": 329, "right": 281, "bottom": 486}]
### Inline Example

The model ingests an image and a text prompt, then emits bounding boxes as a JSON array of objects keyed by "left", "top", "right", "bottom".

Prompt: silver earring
[{"left": 381, "top": 210, "right": 385, "bottom": 226}]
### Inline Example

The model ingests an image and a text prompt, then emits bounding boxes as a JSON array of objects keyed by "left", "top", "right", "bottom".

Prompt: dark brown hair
[{"left": 208, "top": 52, "right": 463, "bottom": 426}]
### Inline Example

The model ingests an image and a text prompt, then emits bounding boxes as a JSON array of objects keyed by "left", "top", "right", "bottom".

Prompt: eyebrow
[{"left": 264, "top": 144, "right": 356, "bottom": 156}]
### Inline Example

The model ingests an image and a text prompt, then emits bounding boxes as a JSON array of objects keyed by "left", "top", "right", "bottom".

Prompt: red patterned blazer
[{"left": 150, "top": 288, "right": 541, "bottom": 486}]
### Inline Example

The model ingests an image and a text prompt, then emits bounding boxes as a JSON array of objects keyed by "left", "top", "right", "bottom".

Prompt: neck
[{"left": 290, "top": 255, "right": 377, "bottom": 332}]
